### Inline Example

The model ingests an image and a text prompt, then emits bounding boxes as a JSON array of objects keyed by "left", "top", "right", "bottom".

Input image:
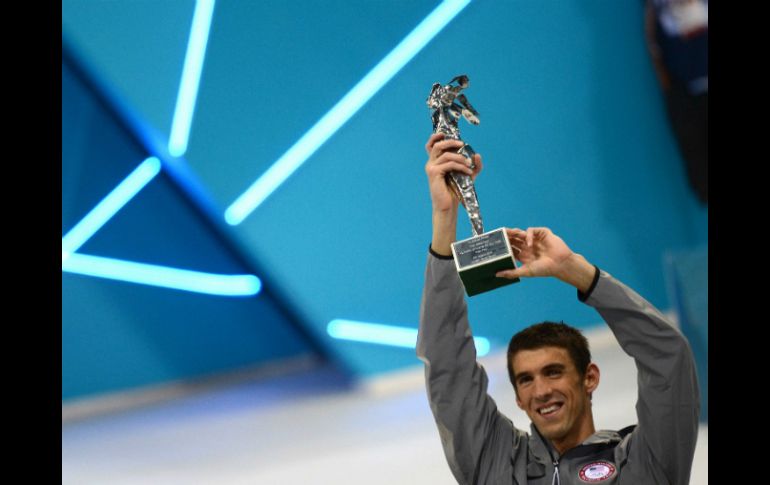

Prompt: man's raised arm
[
  {"left": 497, "top": 226, "right": 700, "bottom": 484},
  {"left": 417, "top": 134, "right": 517, "bottom": 484}
]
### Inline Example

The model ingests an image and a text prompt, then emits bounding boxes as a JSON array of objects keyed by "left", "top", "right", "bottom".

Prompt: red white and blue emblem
[{"left": 578, "top": 461, "right": 616, "bottom": 482}]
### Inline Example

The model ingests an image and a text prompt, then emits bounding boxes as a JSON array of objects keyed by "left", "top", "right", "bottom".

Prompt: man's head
[{"left": 507, "top": 322, "right": 600, "bottom": 452}]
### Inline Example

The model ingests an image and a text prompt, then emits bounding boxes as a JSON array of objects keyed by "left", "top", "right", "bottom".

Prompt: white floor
[{"left": 62, "top": 326, "right": 707, "bottom": 484}]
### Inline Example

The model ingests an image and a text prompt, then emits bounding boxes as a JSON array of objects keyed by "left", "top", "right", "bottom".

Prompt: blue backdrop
[{"left": 62, "top": 0, "right": 707, "bottom": 400}]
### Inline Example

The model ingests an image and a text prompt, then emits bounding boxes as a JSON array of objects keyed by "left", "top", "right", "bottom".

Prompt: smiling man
[
  {"left": 508, "top": 328, "right": 599, "bottom": 455},
  {"left": 417, "top": 134, "right": 700, "bottom": 484}
]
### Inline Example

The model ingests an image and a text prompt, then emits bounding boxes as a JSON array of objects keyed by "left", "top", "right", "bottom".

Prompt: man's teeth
[{"left": 539, "top": 404, "right": 560, "bottom": 415}]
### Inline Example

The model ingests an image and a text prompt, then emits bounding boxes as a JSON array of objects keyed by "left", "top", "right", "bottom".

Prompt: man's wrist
[
  {"left": 430, "top": 236, "right": 455, "bottom": 257},
  {"left": 431, "top": 208, "right": 457, "bottom": 256},
  {"left": 429, "top": 244, "right": 454, "bottom": 259},
  {"left": 554, "top": 253, "right": 596, "bottom": 294}
]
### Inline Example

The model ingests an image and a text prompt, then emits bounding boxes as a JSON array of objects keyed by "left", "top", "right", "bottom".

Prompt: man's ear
[{"left": 584, "top": 363, "right": 600, "bottom": 396}]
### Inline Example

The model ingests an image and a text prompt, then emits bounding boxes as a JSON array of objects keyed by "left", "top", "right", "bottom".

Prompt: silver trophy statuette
[
  {"left": 427, "top": 75, "right": 483, "bottom": 236},
  {"left": 427, "top": 75, "right": 519, "bottom": 296}
]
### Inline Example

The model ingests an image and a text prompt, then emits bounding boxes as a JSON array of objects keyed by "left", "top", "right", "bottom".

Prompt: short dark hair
[{"left": 506, "top": 321, "right": 591, "bottom": 392}]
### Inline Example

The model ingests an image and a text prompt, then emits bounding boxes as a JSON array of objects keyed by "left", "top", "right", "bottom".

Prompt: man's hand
[
  {"left": 424, "top": 133, "right": 482, "bottom": 212},
  {"left": 425, "top": 133, "right": 482, "bottom": 255},
  {"left": 495, "top": 227, "right": 596, "bottom": 293}
]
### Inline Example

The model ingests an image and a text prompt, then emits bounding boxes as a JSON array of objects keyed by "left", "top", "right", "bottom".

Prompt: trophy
[{"left": 427, "top": 75, "right": 519, "bottom": 296}]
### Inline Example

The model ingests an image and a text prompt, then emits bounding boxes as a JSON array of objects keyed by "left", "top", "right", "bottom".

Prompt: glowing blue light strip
[
  {"left": 224, "top": 0, "right": 472, "bottom": 225},
  {"left": 61, "top": 0, "right": 264, "bottom": 297},
  {"left": 62, "top": 253, "right": 262, "bottom": 296},
  {"left": 61, "top": 157, "right": 161, "bottom": 261},
  {"left": 327, "top": 319, "right": 490, "bottom": 356},
  {"left": 168, "top": 0, "right": 216, "bottom": 157}
]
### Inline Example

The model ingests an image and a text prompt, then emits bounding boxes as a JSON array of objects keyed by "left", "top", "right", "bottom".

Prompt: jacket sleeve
[
  {"left": 583, "top": 269, "right": 700, "bottom": 485},
  {"left": 416, "top": 252, "right": 520, "bottom": 485}
]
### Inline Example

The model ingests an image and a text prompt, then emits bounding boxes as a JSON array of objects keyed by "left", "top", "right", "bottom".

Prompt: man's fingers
[
  {"left": 425, "top": 133, "right": 447, "bottom": 152},
  {"left": 427, "top": 155, "right": 473, "bottom": 176},
  {"left": 526, "top": 228, "right": 536, "bottom": 247},
  {"left": 496, "top": 267, "right": 523, "bottom": 279},
  {"left": 497, "top": 261, "right": 535, "bottom": 279},
  {"left": 427, "top": 152, "right": 473, "bottom": 176},
  {"left": 426, "top": 137, "right": 475, "bottom": 179},
  {"left": 434, "top": 151, "right": 471, "bottom": 166},
  {"left": 505, "top": 227, "right": 526, "bottom": 238},
  {"left": 430, "top": 138, "right": 465, "bottom": 158},
  {"left": 433, "top": 161, "right": 473, "bottom": 176}
]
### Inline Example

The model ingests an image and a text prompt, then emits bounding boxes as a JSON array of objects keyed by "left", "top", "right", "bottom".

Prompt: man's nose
[{"left": 533, "top": 377, "right": 552, "bottom": 400}]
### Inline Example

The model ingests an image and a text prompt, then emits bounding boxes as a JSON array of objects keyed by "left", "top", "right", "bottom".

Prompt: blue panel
[
  {"left": 62, "top": 0, "right": 708, "bottom": 380},
  {"left": 62, "top": 0, "right": 194, "bottom": 139},
  {"left": 187, "top": 0, "right": 450, "bottom": 208},
  {"left": 62, "top": 52, "right": 318, "bottom": 400}
]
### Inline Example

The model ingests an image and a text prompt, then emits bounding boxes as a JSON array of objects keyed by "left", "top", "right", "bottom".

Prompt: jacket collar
[
  {"left": 528, "top": 424, "right": 625, "bottom": 461},
  {"left": 581, "top": 428, "right": 625, "bottom": 446}
]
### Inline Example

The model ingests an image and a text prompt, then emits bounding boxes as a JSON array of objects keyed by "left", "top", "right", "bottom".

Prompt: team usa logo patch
[{"left": 578, "top": 461, "right": 616, "bottom": 482}]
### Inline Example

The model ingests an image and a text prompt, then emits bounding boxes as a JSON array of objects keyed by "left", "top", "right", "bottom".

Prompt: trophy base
[{"left": 451, "top": 228, "right": 520, "bottom": 297}]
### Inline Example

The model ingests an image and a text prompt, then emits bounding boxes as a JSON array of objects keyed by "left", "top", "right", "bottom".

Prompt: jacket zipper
[
  {"left": 551, "top": 459, "right": 560, "bottom": 485},
  {"left": 534, "top": 426, "right": 561, "bottom": 485}
]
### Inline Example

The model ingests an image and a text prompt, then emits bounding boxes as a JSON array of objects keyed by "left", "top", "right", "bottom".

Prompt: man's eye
[
  {"left": 518, "top": 376, "right": 532, "bottom": 386},
  {"left": 547, "top": 369, "right": 562, "bottom": 377}
]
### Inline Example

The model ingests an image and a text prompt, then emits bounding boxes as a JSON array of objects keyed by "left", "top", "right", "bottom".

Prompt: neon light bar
[
  {"left": 327, "top": 319, "right": 490, "bottom": 356},
  {"left": 168, "top": 0, "right": 216, "bottom": 157},
  {"left": 62, "top": 253, "right": 261, "bottom": 296},
  {"left": 61, "top": 157, "right": 161, "bottom": 261},
  {"left": 224, "top": 0, "right": 471, "bottom": 225}
]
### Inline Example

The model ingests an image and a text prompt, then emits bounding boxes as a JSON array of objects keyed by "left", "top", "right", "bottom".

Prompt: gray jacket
[{"left": 416, "top": 253, "right": 699, "bottom": 484}]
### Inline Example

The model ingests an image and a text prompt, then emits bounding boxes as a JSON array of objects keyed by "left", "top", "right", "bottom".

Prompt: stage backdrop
[{"left": 62, "top": 0, "right": 707, "bottom": 400}]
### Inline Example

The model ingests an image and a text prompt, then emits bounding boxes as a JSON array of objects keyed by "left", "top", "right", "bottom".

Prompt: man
[{"left": 417, "top": 133, "right": 700, "bottom": 484}]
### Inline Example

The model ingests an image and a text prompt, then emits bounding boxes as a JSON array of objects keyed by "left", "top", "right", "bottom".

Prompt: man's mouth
[{"left": 537, "top": 403, "right": 563, "bottom": 416}]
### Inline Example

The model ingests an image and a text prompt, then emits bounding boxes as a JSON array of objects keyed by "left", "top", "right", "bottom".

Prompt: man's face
[{"left": 511, "top": 346, "right": 599, "bottom": 448}]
